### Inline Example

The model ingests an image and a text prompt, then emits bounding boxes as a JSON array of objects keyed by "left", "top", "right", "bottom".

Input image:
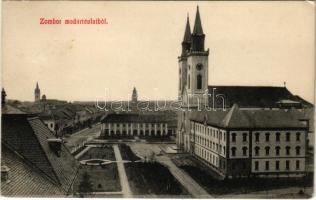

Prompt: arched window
[
  {"left": 243, "top": 133, "right": 247, "bottom": 142},
  {"left": 275, "top": 146, "right": 281, "bottom": 156},
  {"left": 296, "top": 146, "right": 301, "bottom": 155},
  {"left": 255, "top": 146, "right": 260, "bottom": 156},
  {"left": 276, "top": 132, "right": 280, "bottom": 142},
  {"left": 286, "top": 146, "right": 291, "bottom": 155},
  {"left": 231, "top": 147, "right": 236, "bottom": 157},
  {"left": 286, "top": 132, "right": 291, "bottom": 141},
  {"left": 188, "top": 75, "right": 190, "bottom": 89},
  {"left": 232, "top": 133, "right": 236, "bottom": 142},
  {"left": 265, "top": 146, "right": 270, "bottom": 156},
  {"left": 242, "top": 146, "right": 248, "bottom": 156},
  {"left": 255, "top": 132, "right": 260, "bottom": 142},
  {"left": 265, "top": 133, "right": 270, "bottom": 142},
  {"left": 197, "top": 74, "right": 202, "bottom": 89},
  {"left": 296, "top": 132, "right": 301, "bottom": 141}
]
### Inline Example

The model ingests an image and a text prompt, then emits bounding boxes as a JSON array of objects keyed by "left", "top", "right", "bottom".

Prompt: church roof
[
  {"left": 1, "top": 114, "right": 79, "bottom": 195},
  {"left": 192, "top": 6, "right": 204, "bottom": 35},
  {"left": 208, "top": 85, "right": 313, "bottom": 108},
  {"left": 189, "top": 106, "right": 308, "bottom": 129}
]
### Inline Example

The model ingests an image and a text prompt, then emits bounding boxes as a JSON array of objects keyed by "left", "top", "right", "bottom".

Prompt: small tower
[
  {"left": 2, "top": 88, "right": 7, "bottom": 106},
  {"left": 34, "top": 82, "right": 41, "bottom": 102},
  {"left": 132, "top": 87, "right": 138, "bottom": 103}
]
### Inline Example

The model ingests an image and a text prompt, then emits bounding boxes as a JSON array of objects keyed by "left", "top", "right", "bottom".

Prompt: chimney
[
  {"left": 1, "top": 166, "right": 10, "bottom": 183},
  {"left": 47, "top": 138, "right": 62, "bottom": 157}
]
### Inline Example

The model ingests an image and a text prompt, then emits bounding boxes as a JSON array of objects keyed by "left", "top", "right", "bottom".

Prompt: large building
[
  {"left": 100, "top": 112, "right": 177, "bottom": 138},
  {"left": 177, "top": 7, "right": 313, "bottom": 178}
]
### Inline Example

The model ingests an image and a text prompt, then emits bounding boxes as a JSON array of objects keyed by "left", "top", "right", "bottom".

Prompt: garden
[{"left": 119, "top": 144, "right": 190, "bottom": 197}]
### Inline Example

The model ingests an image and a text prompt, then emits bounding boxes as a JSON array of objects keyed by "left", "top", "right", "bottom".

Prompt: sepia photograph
[{"left": 1, "top": 1, "right": 315, "bottom": 198}]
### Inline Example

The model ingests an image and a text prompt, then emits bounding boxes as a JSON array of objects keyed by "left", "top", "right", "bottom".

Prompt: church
[{"left": 177, "top": 6, "right": 313, "bottom": 178}]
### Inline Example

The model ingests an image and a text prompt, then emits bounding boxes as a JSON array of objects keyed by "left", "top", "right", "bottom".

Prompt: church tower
[
  {"left": 132, "top": 87, "right": 138, "bottom": 103},
  {"left": 177, "top": 6, "right": 209, "bottom": 152},
  {"left": 34, "top": 82, "right": 41, "bottom": 102},
  {"left": 179, "top": 6, "right": 209, "bottom": 109},
  {"left": 186, "top": 6, "right": 209, "bottom": 108}
]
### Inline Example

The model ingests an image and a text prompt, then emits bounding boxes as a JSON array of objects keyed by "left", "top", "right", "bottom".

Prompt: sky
[{"left": 2, "top": 1, "right": 315, "bottom": 102}]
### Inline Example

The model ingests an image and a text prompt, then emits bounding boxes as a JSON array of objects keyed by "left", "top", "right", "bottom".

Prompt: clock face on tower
[{"left": 196, "top": 64, "right": 203, "bottom": 71}]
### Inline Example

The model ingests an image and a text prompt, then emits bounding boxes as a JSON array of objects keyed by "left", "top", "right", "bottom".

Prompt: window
[
  {"left": 265, "top": 146, "right": 270, "bottom": 156},
  {"left": 231, "top": 147, "right": 236, "bottom": 157},
  {"left": 276, "top": 132, "right": 280, "bottom": 142},
  {"left": 296, "top": 132, "right": 301, "bottom": 141},
  {"left": 223, "top": 146, "right": 226, "bottom": 155},
  {"left": 265, "top": 133, "right": 270, "bottom": 142},
  {"left": 255, "top": 132, "right": 260, "bottom": 142},
  {"left": 296, "top": 146, "right": 301, "bottom": 155},
  {"left": 296, "top": 160, "right": 300, "bottom": 170},
  {"left": 276, "top": 161, "right": 280, "bottom": 170},
  {"left": 255, "top": 146, "right": 260, "bottom": 156},
  {"left": 255, "top": 161, "right": 259, "bottom": 171},
  {"left": 286, "top": 132, "right": 290, "bottom": 141},
  {"left": 197, "top": 74, "right": 202, "bottom": 89},
  {"left": 242, "top": 147, "right": 248, "bottom": 156},
  {"left": 286, "top": 146, "right": 291, "bottom": 155},
  {"left": 286, "top": 160, "right": 290, "bottom": 170},
  {"left": 219, "top": 145, "right": 222, "bottom": 154},
  {"left": 188, "top": 75, "right": 190, "bottom": 89},
  {"left": 275, "top": 146, "right": 280, "bottom": 156},
  {"left": 232, "top": 133, "right": 236, "bottom": 142},
  {"left": 243, "top": 133, "right": 247, "bottom": 142},
  {"left": 196, "top": 64, "right": 203, "bottom": 71},
  {"left": 265, "top": 161, "right": 269, "bottom": 171}
]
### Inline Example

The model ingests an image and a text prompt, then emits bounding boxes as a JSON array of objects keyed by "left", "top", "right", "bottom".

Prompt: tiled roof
[
  {"left": 1, "top": 114, "right": 79, "bottom": 195},
  {"left": 190, "top": 105, "right": 308, "bottom": 129},
  {"left": 1, "top": 147, "right": 63, "bottom": 197},
  {"left": 208, "top": 86, "right": 313, "bottom": 108}
]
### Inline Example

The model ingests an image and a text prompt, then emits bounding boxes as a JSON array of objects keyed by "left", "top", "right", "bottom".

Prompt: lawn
[
  {"left": 80, "top": 145, "right": 115, "bottom": 161},
  {"left": 75, "top": 163, "right": 121, "bottom": 193},
  {"left": 74, "top": 145, "right": 121, "bottom": 194},
  {"left": 120, "top": 144, "right": 189, "bottom": 197}
]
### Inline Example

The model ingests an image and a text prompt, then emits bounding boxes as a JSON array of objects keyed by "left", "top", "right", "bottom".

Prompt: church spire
[
  {"left": 36, "top": 82, "right": 39, "bottom": 90},
  {"left": 181, "top": 14, "right": 191, "bottom": 56},
  {"left": 183, "top": 14, "right": 191, "bottom": 43},
  {"left": 191, "top": 6, "right": 205, "bottom": 52},
  {"left": 193, "top": 6, "right": 204, "bottom": 35}
]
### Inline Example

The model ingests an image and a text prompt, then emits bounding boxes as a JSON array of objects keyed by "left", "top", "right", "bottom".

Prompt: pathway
[
  {"left": 157, "top": 155, "right": 212, "bottom": 198},
  {"left": 113, "top": 144, "right": 132, "bottom": 198},
  {"left": 129, "top": 143, "right": 212, "bottom": 198}
]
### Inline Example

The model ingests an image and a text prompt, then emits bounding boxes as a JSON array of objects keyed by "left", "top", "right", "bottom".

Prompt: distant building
[
  {"left": 1, "top": 114, "right": 79, "bottom": 196},
  {"left": 34, "top": 82, "right": 41, "bottom": 102},
  {"left": 100, "top": 112, "right": 177, "bottom": 138}
]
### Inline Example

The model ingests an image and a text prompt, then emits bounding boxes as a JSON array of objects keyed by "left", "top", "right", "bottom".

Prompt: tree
[{"left": 78, "top": 172, "right": 93, "bottom": 197}]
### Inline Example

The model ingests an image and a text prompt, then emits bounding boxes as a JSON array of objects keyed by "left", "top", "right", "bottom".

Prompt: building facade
[
  {"left": 100, "top": 113, "right": 176, "bottom": 138},
  {"left": 190, "top": 106, "right": 308, "bottom": 178}
]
